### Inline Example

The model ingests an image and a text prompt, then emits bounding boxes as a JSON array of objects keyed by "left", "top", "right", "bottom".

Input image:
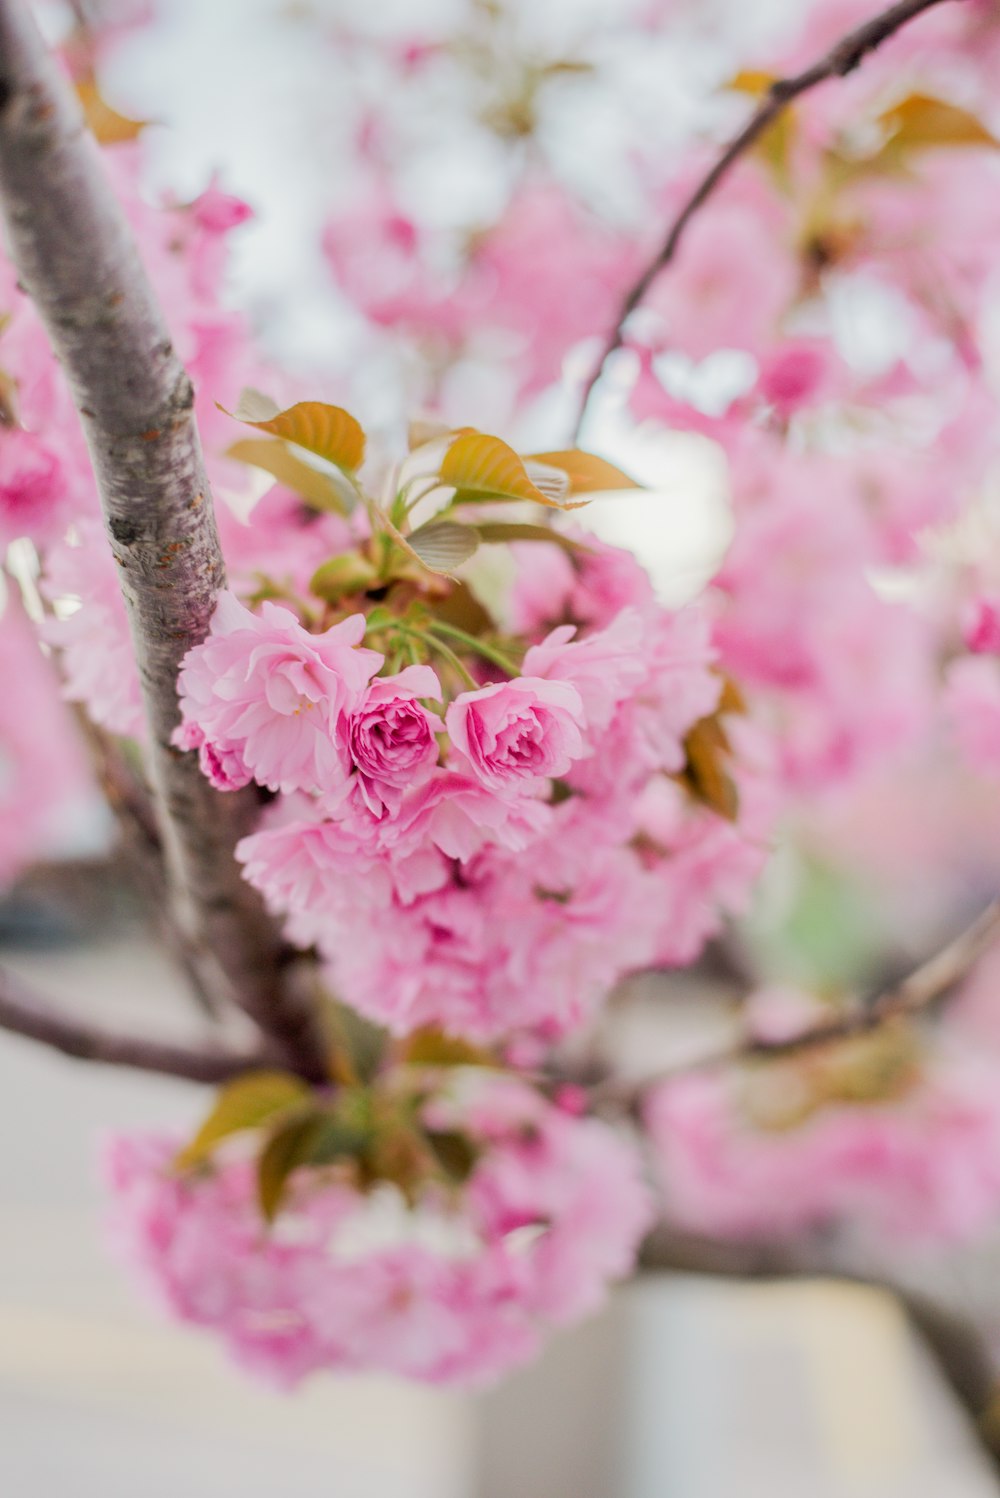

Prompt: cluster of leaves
[
  {"left": 734, "top": 78, "right": 1000, "bottom": 275},
  {"left": 225, "top": 392, "right": 637, "bottom": 687},
  {"left": 737, "top": 1019, "right": 923, "bottom": 1133},
  {"left": 175, "top": 1027, "right": 495, "bottom": 1222}
]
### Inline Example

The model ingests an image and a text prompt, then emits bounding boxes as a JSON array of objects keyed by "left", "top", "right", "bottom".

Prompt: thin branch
[
  {"left": 570, "top": 0, "right": 959, "bottom": 441},
  {"left": 0, "top": 0, "right": 327, "bottom": 1080},
  {"left": 596, "top": 898, "right": 1000, "bottom": 1106},
  {"left": 0, "top": 963, "right": 275, "bottom": 1082}
]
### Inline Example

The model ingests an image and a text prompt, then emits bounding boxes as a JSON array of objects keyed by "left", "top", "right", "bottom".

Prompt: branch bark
[
  {"left": 0, "top": 963, "right": 274, "bottom": 1082},
  {"left": 596, "top": 898, "right": 1000, "bottom": 1106},
  {"left": 0, "top": 0, "right": 327, "bottom": 1079},
  {"left": 570, "top": 0, "right": 958, "bottom": 441}
]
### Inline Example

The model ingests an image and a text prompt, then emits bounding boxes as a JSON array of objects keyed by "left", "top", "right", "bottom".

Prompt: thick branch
[
  {"left": 0, "top": 963, "right": 273, "bottom": 1082},
  {"left": 571, "top": 0, "right": 958, "bottom": 440},
  {"left": 598, "top": 898, "right": 1000, "bottom": 1105},
  {"left": 0, "top": 1, "right": 327, "bottom": 1079}
]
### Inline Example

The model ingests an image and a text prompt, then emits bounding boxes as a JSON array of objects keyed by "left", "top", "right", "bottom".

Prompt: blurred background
[{"left": 7, "top": 0, "right": 1000, "bottom": 1491}]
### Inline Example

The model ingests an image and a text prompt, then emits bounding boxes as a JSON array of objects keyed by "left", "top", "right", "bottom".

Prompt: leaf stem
[
  {"left": 426, "top": 619, "right": 521, "bottom": 677},
  {"left": 395, "top": 623, "right": 479, "bottom": 690}
]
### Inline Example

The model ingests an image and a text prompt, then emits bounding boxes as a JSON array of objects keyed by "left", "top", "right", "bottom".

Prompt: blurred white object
[{"left": 618, "top": 1277, "right": 1000, "bottom": 1498}]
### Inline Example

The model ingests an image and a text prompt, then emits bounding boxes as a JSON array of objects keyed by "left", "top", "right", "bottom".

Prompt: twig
[
  {"left": 0, "top": 963, "right": 275, "bottom": 1082},
  {"left": 570, "top": 0, "right": 959, "bottom": 441},
  {"left": 0, "top": 0, "right": 327, "bottom": 1080},
  {"left": 596, "top": 898, "right": 1000, "bottom": 1105}
]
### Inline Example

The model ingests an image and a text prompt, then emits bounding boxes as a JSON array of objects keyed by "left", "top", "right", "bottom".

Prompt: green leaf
[
  {"left": 407, "top": 520, "right": 479, "bottom": 573},
  {"left": 327, "top": 1001, "right": 387, "bottom": 1086},
  {"left": 424, "top": 1129, "right": 479, "bottom": 1185},
  {"left": 429, "top": 580, "right": 496, "bottom": 636},
  {"left": 222, "top": 396, "right": 366, "bottom": 476},
  {"left": 257, "top": 1094, "right": 379, "bottom": 1219},
  {"left": 226, "top": 437, "right": 350, "bottom": 515},
  {"left": 474, "top": 521, "right": 591, "bottom": 557},
  {"left": 257, "top": 1110, "right": 324, "bottom": 1221},
  {"left": 175, "top": 1071, "right": 312, "bottom": 1171},
  {"left": 309, "top": 552, "right": 379, "bottom": 602}
]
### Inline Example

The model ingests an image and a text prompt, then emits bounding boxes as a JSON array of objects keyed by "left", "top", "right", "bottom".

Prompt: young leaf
[
  {"left": 430, "top": 579, "right": 496, "bottom": 636},
  {"left": 424, "top": 1129, "right": 480, "bottom": 1185},
  {"left": 726, "top": 70, "right": 796, "bottom": 190},
  {"left": 223, "top": 398, "right": 366, "bottom": 476},
  {"left": 175, "top": 1071, "right": 312, "bottom": 1170},
  {"left": 232, "top": 387, "right": 280, "bottom": 422},
  {"left": 309, "top": 552, "right": 379, "bottom": 602},
  {"left": 75, "top": 76, "right": 147, "bottom": 146},
  {"left": 226, "top": 437, "right": 349, "bottom": 515},
  {"left": 681, "top": 715, "right": 739, "bottom": 822},
  {"left": 526, "top": 450, "right": 641, "bottom": 494},
  {"left": 877, "top": 94, "right": 999, "bottom": 156},
  {"left": 440, "top": 433, "right": 587, "bottom": 510},
  {"left": 257, "top": 1110, "right": 325, "bottom": 1221},
  {"left": 407, "top": 520, "right": 479, "bottom": 573},
  {"left": 475, "top": 521, "right": 590, "bottom": 557},
  {"left": 402, "top": 1028, "right": 496, "bottom": 1068}
]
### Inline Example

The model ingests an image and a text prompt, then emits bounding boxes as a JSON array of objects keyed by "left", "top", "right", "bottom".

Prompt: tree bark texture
[{"left": 0, "top": 0, "right": 327, "bottom": 1080}]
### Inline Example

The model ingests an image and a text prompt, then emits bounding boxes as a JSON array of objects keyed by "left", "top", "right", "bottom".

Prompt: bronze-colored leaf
[
  {"left": 441, "top": 432, "right": 587, "bottom": 510},
  {"left": 402, "top": 1028, "right": 496, "bottom": 1069},
  {"left": 877, "top": 93, "right": 999, "bottom": 155},
  {"left": 75, "top": 75, "right": 147, "bottom": 146},
  {"left": 726, "top": 70, "right": 795, "bottom": 190},
  {"left": 681, "top": 714, "right": 739, "bottom": 822},
  {"left": 740, "top": 1020, "right": 922, "bottom": 1132},
  {"left": 526, "top": 450, "right": 641, "bottom": 494},
  {"left": 223, "top": 397, "right": 366, "bottom": 476},
  {"left": 226, "top": 437, "right": 349, "bottom": 515},
  {"left": 175, "top": 1071, "right": 311, "bottom": 1171}
]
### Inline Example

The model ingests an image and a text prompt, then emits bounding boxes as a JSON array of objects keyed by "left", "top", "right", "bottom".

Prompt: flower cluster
[
  {"left": 172, "top": 512, "right": 769, "bottom": 1042},
  {"left": 103, "top": 1074, "right": 652, "bottom": 1388},
  {"left": 647, "top": 1042, "right": 1000, "bottom": 1248},
  {"left": 13, "top": 0, "right": 1000, "bottom": 1400}
]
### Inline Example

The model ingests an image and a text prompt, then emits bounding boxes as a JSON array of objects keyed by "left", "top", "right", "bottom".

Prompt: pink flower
[
  {"left": 646, "top": 1045, "right": 1000, "bottom": 1248},
  {"left": 192, "top": 182, "right": 253, "bottom": 235},
  {"left": 507, "top": 533, "right": 654, "bottom": 637},
  {"left": 445, "top": 678, "right": 584, "bottom": 793},
  {"left": 522, "top": 610, "right": 646, "bottom": 737},
  {"left": 387, "top": 768, "right": 550, "bottom": 862},
  {"left": 946, "top": 655, "right": 1000, "bottom": 775},
  {"left": 102, "top": 1075, "right": 652, "bottom": 1388},
  {"left": 174, "top": 721, "right": 253, "bottom": 792},
  {"left": 175, "top": 591, "right": 383, "bottom": 794},
  {"left": 348, "top": 664, "right": 442, "bottom": 814},
  {"left": 41, "top": 518, "right": 145, "bottom": 739},
  {"left": 962, "top": 597, "right": 1000, "bottom": 655},
  {"left": 0, "top": 427, "right": 67, "bottom": 546},
  {"left": 0, "top": 592, "right": 92, "bottom": 886}
]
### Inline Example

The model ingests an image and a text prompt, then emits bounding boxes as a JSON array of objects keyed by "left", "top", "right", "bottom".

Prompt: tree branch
[
  {"left": 570, "top": 0, "right": 959, "bottom": 441},
  {"left": 596, "top": 898, "right": 1000, "bottom": 1105},
  {"left": 0, "top": 963, "right": 275, "bottom": 1082},
  {"left": 0, "top": 0, "right": 327, "bottom": 1079}
]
